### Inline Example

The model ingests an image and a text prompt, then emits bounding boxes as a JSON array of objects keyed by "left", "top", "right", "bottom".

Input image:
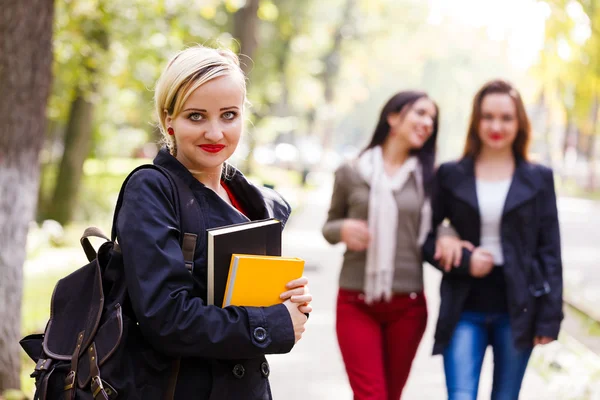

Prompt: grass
[{"left": 566, "top": 303, "right": 600, "bottom": 338}]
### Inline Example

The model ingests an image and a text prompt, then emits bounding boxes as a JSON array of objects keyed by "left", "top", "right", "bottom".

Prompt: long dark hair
[
  {"left": 463, "top": 79, "right": 530, "bottom": 160},
  {"left": 363, "top": 91, "right": 439, "bottom": 197}
]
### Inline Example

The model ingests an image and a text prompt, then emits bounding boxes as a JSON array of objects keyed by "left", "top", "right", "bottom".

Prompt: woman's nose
[{"left": 204, "top": 120, "right": 224, "bottom": 142}]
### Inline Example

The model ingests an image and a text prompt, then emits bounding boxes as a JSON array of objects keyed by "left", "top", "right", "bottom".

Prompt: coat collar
[
  {"left": 449, "top": 156, "right": 539, "bottom": 216},
  {"left": 153, "top": 148, "right": 292, "bottom": 226}
]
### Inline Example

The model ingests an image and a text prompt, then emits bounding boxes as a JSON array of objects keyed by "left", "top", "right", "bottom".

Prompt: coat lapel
[
  {"left": 447, "top": 157, "right": 479, "bottom": 212},
  {"left": 447, "top": 157, "right": 539, "bottom": 216},
  {"left": 502, "top": 159, "right": 539, "bottom": 215}
]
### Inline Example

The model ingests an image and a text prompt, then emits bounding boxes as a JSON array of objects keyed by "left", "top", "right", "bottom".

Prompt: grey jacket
[{"left": 322, "top": 162, "right": 427, "bottom": 294}]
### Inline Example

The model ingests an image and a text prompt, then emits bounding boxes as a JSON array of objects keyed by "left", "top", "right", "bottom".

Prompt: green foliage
[
  {"left": 44, "top": 0, "right": 600, "bottom": 216},
  {"left": 534, "top": 0, "right": 600, "bottom": 139}
]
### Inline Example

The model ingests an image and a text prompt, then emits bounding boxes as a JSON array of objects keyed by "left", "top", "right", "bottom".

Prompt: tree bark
[
  {"left": 46, "top": 8, "right": 109, "bottom": 224},
  {"left": 0, "top": 0, "right": 54, "bottom": 392},
  {"left": 586, "top": 95, "right": 599, "bottom": 191},
  {"left": 233, "top": 0, "right": 260, "bottom": 174},
  {"left": 318, "top": 0, "right": 356, "bottom": 153},
  {"left": 46, "top": 90, "right": 95, "bottom": 224},
  {"left": 234, "top": 0, "right": 260, "bottom": 77}
]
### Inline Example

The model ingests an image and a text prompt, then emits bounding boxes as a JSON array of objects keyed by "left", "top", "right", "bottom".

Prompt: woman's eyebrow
[{"left": 183, "top": 106, "right": 240, "bottom": 112}]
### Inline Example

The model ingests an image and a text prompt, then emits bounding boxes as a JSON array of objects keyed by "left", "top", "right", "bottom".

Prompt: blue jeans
[{"left": 443, "top": 312, "right": 533, "bottom": 400}]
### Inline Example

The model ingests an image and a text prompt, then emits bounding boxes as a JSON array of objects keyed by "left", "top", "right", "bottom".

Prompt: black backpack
[{"left": 20, "top": 164, "right": 201, "bottom": 400}]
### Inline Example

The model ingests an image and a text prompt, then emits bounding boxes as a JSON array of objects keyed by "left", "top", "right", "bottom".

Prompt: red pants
[{"left": 336, "top": 288, "right": 427, "bottom": 400}]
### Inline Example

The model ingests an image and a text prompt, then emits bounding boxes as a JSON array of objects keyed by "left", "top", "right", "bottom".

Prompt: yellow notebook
[{"left": 222, "top": 254, "right": 305, "bottom": 307}]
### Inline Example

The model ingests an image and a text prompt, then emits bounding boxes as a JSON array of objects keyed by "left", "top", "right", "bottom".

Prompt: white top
[{"left": 476, "top": 178, "right": 512, "bottom": 265}]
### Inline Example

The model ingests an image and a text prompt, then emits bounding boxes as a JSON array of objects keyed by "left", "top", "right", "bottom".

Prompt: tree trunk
[
  {"left": 234, "top": 0, "right": 260, "bottom": 77},
  {"left": 586, "top": 95, "right": 599, "bottom": 191},
  {"left": 36, "top": 119, "right": 64, "bottom": 221},
  {"left": 0, "top": 0, "right": 54, "bottom": 392},
  {"left": 535, "top": 90, "right": 554, "bottom": 166},
  {"left": 46, "top": 90, "right": 95, "bottom": 224},
  {"left": 233, "top": 0, "right": 260, "bottom": 174},
  {"left": 562, "top": 111, "right": 573, "bottom": 157},
  {"left": 319, "top": 0, "right": 356, "bottom": 153},
  {"left": 46, "top": 8, "right": 109, "bottom": 224}
]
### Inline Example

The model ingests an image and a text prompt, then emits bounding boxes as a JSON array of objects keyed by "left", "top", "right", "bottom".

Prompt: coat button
[
  {"left": 232, "top": 364, "right": 245, "bottom": 379},
  {"left": 253, "top": 327, "right": 267, "bottom": 343},
  {"left": 260, "top": 361, "right": 270, "bottom": 378},
  {"left": 409, "top": 292, "right": 417, "bottom": 300},
  {"left": 523, "top": 308, "right": 528, "bottom": 313}
]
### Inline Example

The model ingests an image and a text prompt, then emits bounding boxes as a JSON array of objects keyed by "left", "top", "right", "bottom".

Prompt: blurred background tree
[
  {"left": 532, "top": 0, "right": 600, "bottom": 188},
  {"left": 0, "top": 0, "right": 54, "bottom": 392},
  {"left": 30, "top": 0, "right": 600, "bottom": 228}
]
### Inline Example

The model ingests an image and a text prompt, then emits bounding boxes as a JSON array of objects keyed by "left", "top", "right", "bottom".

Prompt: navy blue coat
[
  {"left": 116, "top": 150, "right": 295, "bottom": 399},
  {"left": 423, "top": 157, "right": 563, "bottom": 355}
]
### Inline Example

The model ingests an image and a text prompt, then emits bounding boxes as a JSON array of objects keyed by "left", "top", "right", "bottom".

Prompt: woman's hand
[
  {"left": 281, "top": 277, "right": 313, "bottom": 314},
  {"left": 469, "top": 247, "right": 494, "bottom": 278},
  {"left": 534, "top": 336, "right": 554, "bottom": 346},
  {"left": 435, "top": 236, "right": 475, "bottom": 272},
  {"left": 283, "top": 300, "right": 308, "bottom": 344},
  {"left": 340, "top": 219, "right": 370, "bottom": 252}
]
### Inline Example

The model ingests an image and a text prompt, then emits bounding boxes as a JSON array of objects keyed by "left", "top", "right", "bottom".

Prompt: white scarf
[{"left": 357, "top": 146, "right": 431, "bottom": 304}]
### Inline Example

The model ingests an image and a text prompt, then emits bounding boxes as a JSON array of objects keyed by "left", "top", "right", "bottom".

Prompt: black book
[{"left": 206, "top": 218, "right": 282, "bottom": 306}]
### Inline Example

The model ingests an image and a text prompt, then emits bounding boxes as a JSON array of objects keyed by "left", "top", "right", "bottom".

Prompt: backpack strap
[
  {"left": 80, "top": 227, "right": 111, "bottom": 262},
  {"left": 110, "top": 164, "right": 201, "bottom": 272},
  {"left": 154, "top": 165, "right": 201, "bottom": 274}
]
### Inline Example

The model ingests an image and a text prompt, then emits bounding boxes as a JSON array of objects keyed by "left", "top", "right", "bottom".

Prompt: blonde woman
[{"left": 116, "top": 46, "right": 311, "bottom": 399}]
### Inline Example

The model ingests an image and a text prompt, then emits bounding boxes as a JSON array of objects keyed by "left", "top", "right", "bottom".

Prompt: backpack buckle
[
  {"left": 91, "top": 375, "right": 109, "bottom": 399},
  {"left": 35, "top": 358, "right": 52, "bottom": 372},
  {"left": 64, "top": 370, "right": 76, "bottom": 391}
]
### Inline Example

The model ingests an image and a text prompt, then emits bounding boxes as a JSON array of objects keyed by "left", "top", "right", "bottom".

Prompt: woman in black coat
[
  {"left": 116, "top": 45, "right": 311, "bottom": 399},
  {"left": 423, "top": 80, "right": 562, "bottom": 400}
]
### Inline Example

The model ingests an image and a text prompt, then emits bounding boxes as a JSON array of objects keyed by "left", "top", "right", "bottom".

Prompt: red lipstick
[
  {"left": 199, "top": 144, "right": 225, "bottom": 153},
  {"left": 489, "top": 133, "right": 503, "bottom": 141}
]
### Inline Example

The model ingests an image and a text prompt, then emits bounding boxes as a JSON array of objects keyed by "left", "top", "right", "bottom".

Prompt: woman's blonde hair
[{"left": 154, "top": 45, "right": 246, "bottom": 155}]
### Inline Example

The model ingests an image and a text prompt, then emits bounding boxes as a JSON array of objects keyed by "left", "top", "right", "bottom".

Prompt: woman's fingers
[
  {"left": 290, "top": 294, "right": 313, "bottom": 304},
  {"left": 453, "top": 244, "right": 462, "bottom": 267},
  {"left": 461, "top": 240, "right": 475, "bottom": 252},
  {"left": 280, "top": 286, "right": 307, "bottom": 300},
  {"left": 442, "top": 246, "right": 453, "bottom": 271},
  {"left": 534, "top": 336, "right": 553, "bottom": 346},
  {"left": 298, "top": 304, "right": 313, "bottom": 314},
  {"left": 285, "top": 276, "right": 308, "bottom": 289}
]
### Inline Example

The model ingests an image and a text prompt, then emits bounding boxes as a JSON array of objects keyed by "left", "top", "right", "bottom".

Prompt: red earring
[{"left": 167, "top": 127, "right": 174, "bottom": 135}]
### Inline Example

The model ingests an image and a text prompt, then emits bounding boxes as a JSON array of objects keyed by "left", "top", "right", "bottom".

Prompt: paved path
[{"left": 556, "top": 197, "right": 600, "bottom": 322}]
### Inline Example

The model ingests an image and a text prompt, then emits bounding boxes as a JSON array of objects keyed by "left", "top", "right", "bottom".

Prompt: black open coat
[
  {"left": 422, "top": 157, "right": 563, "bottom": 355},
  {"left": 116, "top": 150, "right": 295, "bottom": 399}
]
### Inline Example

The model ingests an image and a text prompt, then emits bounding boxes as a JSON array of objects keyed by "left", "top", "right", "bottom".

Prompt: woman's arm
[
  {"left": 322, "top": 166, "right": 349, "bottom": 244},
  {"left": 534, "top": 167, "right": 564, "bottom": 339},
  {"left": 422, "top": 164, "right": 473, "bottom": 275},
  {"left": 117, "top": 170, "right": 296, "bottom": 359}
]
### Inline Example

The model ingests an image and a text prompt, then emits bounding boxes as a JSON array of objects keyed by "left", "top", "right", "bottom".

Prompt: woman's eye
[
  {"left": 223, "top": 111, "right": 237, "bottom": 120},
  {"left": 189, "top": 113, "right": 203, "bottom": 121}
]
